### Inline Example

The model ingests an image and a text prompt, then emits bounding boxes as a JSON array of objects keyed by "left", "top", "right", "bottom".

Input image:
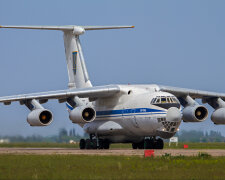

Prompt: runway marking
[{"left": 0, "top": 148, "right": 224, "bottom": 156}]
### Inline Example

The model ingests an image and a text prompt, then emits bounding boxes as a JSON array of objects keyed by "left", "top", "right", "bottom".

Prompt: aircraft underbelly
[{"left": 83, "top": 115, "right": 162, "bottom": 137}]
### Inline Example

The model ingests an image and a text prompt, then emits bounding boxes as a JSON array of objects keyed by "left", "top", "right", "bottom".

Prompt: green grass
[
  {"left": 0, "top": 142, "right": 224, "bottom": 149},
  {"left": 0, "top": 154, "right": 224, "bottom": 180},
  {"left": 164, "top": 142, "right": 225, "bottom": 149}
]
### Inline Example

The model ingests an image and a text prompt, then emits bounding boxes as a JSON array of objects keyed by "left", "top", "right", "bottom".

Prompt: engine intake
[
  {"left": 69, "top": 106, "right": 96, "bottom": 123},
  {"left": 182, "top": 105, "right": 208, "bottom": 122},
  {"left": 211, "top": 108, "right": 225, "bottom": 124},
  {"left": 27, "top": 109, "right": 53, "bottom": 126}
]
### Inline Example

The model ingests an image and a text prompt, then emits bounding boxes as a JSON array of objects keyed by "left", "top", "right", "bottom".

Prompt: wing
[
  {"left": 0, "top": 85, "right": 120, "bottom": 105},
  {"left": 159, "top": 85, "right": 225, "bottom": 100},
  {"left": 159, "top": 85, "right": 225, "bottom": 124}
]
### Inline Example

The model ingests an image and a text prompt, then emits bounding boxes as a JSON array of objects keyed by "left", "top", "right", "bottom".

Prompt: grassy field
[
  {"left": 0, "top": 142, "right": 224, "bottom": 149},
  {"left": 0, "top": 154, "right": 224, "bottom": 180}
]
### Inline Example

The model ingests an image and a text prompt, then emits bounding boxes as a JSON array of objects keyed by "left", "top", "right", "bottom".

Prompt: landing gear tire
[
  {"left": 97, "top": 139, "right": 110, "bottom": 149},
  {"left": 79, "top": 139, "right": 86, "bottom": 149},
  {"left": 85, "top": 139, "right": 92, "bottom": 149},
  {"left": 132, "top": 143, "right": 138, "bottom": 149},
  {"left": 137, "top": 141, "right": 144, "bottom": 149},
  {"left": 103, "top": 139, "right": 110, "bottom": 149},
  {"left": 84, "top": 139, "right": 98, "bottom": 149},
  {"left": 92, "top": 139, "right": 98, "bottom": 149},
  {"left": 155, "top": 138, "right": 164, "bottom": 149},
  {"left": 98, "top": 139, "right": 104, "bottom": 149},
  {"left": 144, "top": 139, "right": 154, "bottom": 149}
]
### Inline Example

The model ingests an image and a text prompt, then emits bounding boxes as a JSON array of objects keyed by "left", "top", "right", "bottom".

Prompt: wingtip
[{"left": 131, "top": 26, "right": 135, "bottom": 28}]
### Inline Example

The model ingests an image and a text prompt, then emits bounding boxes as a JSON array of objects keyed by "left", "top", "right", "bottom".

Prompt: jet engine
[
  {"left": 182, "top": 105, "right": 208, "bottom": 122},
  {"left": 69, "top": 106, "right": 96, "bottom": 123},
  {"left": 27, "top": 109, "right": 53, "bottom": 126},
  {"left": 211, "top": 108, "right": 225, "bottom": 124}
]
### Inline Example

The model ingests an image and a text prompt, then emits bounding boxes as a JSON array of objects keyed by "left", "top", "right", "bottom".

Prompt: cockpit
[{"left": 150, "top": 96, "right": 180, "bottom": 109}]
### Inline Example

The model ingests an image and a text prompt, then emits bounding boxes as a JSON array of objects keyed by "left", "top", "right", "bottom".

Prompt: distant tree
[
  {"left": 179, "top": 130, "right": 204, "bottom": 142},
  {"left": 69, "top": 129, "right": 72, "bottom": 136},
  {"left": 59, "top": 128, "right": 68, "bottom": 137},
  {"left": 73, "top": 128, "right": 76, "bottom": 136}
]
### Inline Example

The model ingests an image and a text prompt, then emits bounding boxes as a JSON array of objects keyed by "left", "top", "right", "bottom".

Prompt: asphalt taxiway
[{"left": 0, "top": 148, "right": 225, "bottom": 156}]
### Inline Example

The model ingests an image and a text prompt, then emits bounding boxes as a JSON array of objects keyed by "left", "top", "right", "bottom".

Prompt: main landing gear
[
  {"left": 79, "top": 138, "right": 110, "bottom": 149},
  {"left": 132, "top": 137, "right": 164, "bottom": 149}
]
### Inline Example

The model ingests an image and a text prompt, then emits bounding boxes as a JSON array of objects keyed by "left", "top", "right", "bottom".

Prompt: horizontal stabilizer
[{"left": 0, "top": 25, "right": 134, "bottom": 31}]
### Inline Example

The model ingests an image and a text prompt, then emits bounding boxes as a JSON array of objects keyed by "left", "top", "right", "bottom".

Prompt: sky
[{"left": 0, "top": 0, "right": 225, "bottom": 136}]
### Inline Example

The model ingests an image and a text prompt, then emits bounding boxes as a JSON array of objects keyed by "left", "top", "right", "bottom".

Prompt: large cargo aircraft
[{"left": 0, "top": 25, "right": 224, "bottom": 149}]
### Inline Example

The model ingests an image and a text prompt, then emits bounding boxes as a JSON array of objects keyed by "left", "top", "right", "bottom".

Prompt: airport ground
[
  {"left": 0, "top": 142, "right": 224, "bottom": 180},
  {"left": 0, "top": 154, "right": 224, "bottom": 180},
  {"left": 0, "top": 142, "right": 225, "bottom": 149}
]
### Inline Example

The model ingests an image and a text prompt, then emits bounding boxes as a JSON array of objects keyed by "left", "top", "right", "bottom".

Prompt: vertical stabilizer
[{"left": 64, "top": 32, "right": 92, "bottom": 89}]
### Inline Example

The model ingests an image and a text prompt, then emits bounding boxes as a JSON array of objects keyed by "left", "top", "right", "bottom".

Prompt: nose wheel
[{"left": 154, "top": 138, "right": 164, "bottom": 149}]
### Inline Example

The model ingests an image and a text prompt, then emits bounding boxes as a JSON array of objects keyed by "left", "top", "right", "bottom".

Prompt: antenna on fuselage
[{"left": 0, "top": 25, "right": 134, "bottom": 88}]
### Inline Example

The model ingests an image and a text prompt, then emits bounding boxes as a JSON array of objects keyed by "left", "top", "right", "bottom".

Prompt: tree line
[
  {"left": 176, "top": 130, "right": 225, "bottom": 142},
  {"left": 0, "top": 129, "right": 224, "bottom": 143}
]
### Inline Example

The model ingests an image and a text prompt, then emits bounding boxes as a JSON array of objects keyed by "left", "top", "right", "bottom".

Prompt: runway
[{"left": 0, "top": 148, "right": 225, "bottom": 156}]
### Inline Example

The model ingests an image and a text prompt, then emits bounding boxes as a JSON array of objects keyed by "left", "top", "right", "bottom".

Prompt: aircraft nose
[{"left": 166, "top": 107, "right": 182, "bottom": 122}]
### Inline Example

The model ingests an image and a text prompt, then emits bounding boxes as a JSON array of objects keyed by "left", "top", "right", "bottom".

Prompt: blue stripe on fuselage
[
  {"left": 96, "top": 108, "right": 165, "bottom": 116},
  {"left": 65, "top": 103, "right": 166, "bottom": 118}
]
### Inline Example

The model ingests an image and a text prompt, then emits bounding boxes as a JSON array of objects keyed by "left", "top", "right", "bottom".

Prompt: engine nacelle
[
  {"left": 182, "top": 105, "right": 208, "bottom": 122},
  {"left": 69, "top": 106, "right": 96, "bottom": 123},
  {"left": 211, "top": 108, "right": 225, "bottom": 124},
  {"left": 27, "top": 109, "right": 53, "bottom": 126}
]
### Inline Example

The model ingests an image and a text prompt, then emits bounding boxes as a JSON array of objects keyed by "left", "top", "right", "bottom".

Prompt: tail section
[
  {"left": 0, "top": 25, "right": 134, "bottom": 88},
  {"left": 64, "top": 32, "right": 92, "bottom": 88}
]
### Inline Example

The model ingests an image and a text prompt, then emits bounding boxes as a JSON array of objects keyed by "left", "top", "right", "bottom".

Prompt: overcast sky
[{"left": 0, "top": 0, "right": 225, "bottom": 136}]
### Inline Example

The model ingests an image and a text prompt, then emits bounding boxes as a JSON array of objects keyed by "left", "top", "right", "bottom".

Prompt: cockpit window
[
  {"left": 151, "top": 98, "right": 156, "bottom": 104},
  {"left": 156, "top": 98, "right": 160, "bottom": 103},
  {"left": 150, "top": 96, "right": 180, "bottom": 109},
  {"left": 172, "top": 97, "right": 179, "bottom": 103},
  {"left": 161, "top": 97, "right": 166, "bottom": 103},
  {"left": 167, "top": 97, "right": 171, "bottom": 103},
  {"left": 151, "top": 96, "right": 179, "bottom": 104}
]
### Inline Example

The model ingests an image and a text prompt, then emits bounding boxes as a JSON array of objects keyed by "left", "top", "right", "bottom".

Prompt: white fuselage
[{"left": 78, "top": 84, "right": 182, "bottom": 143}]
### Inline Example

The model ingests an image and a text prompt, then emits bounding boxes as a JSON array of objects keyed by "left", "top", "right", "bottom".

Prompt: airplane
[{"left": 0, "top": 25, "right": 225, "bottom": 150}]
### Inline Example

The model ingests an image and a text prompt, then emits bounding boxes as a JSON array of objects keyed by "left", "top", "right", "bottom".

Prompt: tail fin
[
  {"left": 0, "top": 25, "right": 134, "bottom": 88},
  {"left": 63, "top": 31, "right": 92, "bottom": 88}
]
